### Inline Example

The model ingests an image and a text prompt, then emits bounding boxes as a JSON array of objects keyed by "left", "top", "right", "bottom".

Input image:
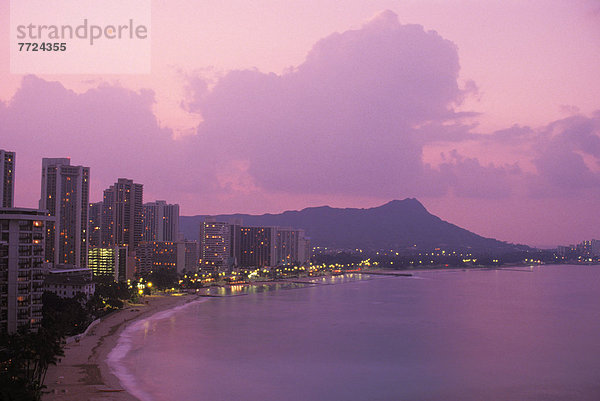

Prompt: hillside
[{"left": 181, "top": 198, "right": 519, "bottom": 251}]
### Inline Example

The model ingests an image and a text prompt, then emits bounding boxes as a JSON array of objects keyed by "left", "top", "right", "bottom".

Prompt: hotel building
[
  {"left": 0, "top": 208, "right": 49, "bottom": 334},
  {"left": 0, "top": 150, "right": 15, "bottom": 208},
  {"left": 142, "top": 200, "right": 180, "bottom": 242},
  {"left": 39, "top": 158, "right": 90, "bottom": 268},
  {"left": 88, "top": 201, "right": 103, "bottom": 249},
  {"left": 238, "top": 226, "right": 276, "bottom": 267},
  {"left": 101, "top": 178, "right": 144, "bottom": 248},
  {"left": 199, "top": 221, "right": 231, "bottom": 271},
  {"left": 43, "top": 264, "right": 95, "bottom": 300},
  {"left": 228, "top": 225, "right": 311, "bottom": 268},
  {"left": 88, "top": 246, "right": 129, "bottom": 282}
]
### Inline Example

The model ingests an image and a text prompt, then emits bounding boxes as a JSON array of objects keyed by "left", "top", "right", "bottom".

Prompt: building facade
[
  {"left": 184, "top": 240, "right": 200, "bottom": 273},
  {"left": 238, "top": 226, "right": 276, "bottom": 267},
  {"left": 0, "top": 208, "right": 48, "bottom": 334},
  {"left": 43, "top": 264, "right": 95, "bottom": 299},
  {"left": 135, "top": 241, "right": 188, "bottom": 276},
  {"left": 101, "top": 178, "right": 143, "bottom": 248},
  {"left": 88, "top": 201, "right": 103, "bottom": 249},
  {"left": 142, "top": 200, "right": 180, "bottom": 242},
  {"left": 39, "top": 158, "right": 90, "bottom": 268},
  {"left": 199, "top": 221, "right": 231, "bottom": 271},
  {"left": 274, "top": 228, "right": 310, "bottom": 266},
  {"left": 88, "top": 246, "right": 129, "bottom": 282},
  {"left": 0, "top": 150, "right": 15, "bottom": 208},
  {"left": 229, "top": 225, "right": 311, "bottom": 268}
]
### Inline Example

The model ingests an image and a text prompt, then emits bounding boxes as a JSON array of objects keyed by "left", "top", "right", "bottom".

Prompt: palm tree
[{"left": 0, "top": 326, "right": 64, "bottom": 401}]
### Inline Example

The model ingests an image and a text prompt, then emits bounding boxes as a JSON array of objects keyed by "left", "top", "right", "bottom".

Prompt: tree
[
  {"left": 147, "top": 268, "right": 178, "bottom": 291},
  {"left": 42, "top": 292, "right": 90, "bottom": 336},
  {"left": 0, "top": 326, "right": 64, "bottom": 401}
]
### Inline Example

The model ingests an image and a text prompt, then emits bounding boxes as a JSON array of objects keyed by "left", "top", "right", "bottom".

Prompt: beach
[
  {"left": 43, "top": 294, "right": 199, "bottom": 401},
  {"left": 39, "top": 270, "right": 509, "bottom": 401}
]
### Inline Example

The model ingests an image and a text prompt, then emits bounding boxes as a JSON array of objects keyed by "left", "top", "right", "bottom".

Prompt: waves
[{"left": 106, "top": 298, "right": 209, "bottom": 401}]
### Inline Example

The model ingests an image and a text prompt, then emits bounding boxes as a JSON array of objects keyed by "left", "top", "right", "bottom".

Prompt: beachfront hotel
[
  {"left": 135, "top": 240, "right": 199, "bottom": 276},
  {"left": 142, "top": 200, "right": 180, "bottom": 242},
  {"left": 101, "top": 178, "right": 144, "bottom": 248},
  {"left": 0, "top": 208, "right": 49, "bottom": 334},
  {"left": 88, "top": 246, "right": 129, "bottom": 282},
  {"left": 200, "top": 220, "right": 311, "bottom": 271},
  {"left": 199, "top": 220, "right": 231, "bottom": 271},
  {"left": 43, "top": 264, "right": 95, "bottom": 300},
  {"left": 88, "top": 201, "right": 103, "bottom": 248},
  {"left": 39, "top": 158, "right": 90, "bottom": 268},
  {"left": 234, "top": 226, "right": 311, "bottom": 268},
  {"left": 0, "top": 150, "right": 15, "bottom": 208}
]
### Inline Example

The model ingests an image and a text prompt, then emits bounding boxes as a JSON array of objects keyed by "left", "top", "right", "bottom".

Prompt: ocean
[{"left": 108, "top": 265, "right": 600, "bottom": 401}]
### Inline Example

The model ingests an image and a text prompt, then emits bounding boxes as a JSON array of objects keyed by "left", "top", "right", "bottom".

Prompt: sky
[{"left": 1, "top": 0, "right": 600, "bottom": 247}]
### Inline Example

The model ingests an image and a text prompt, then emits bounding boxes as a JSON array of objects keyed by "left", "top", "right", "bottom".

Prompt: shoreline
[
  {"left": 42, "top": 265, "right": 590, "bottom": 400},
  {"left": 42, "top": 294, "right": 200, "bottom": 401},
  {"left": 41, "top": 277, "right": 362, "bottom": 400},
  {"left": 41, "top": 267, "right": 533, "bottom": 400},
  {"left": 41, "top": 267, "right": 532, "bottom": 400}
]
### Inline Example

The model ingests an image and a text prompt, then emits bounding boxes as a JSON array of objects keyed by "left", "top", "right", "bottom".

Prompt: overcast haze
[{"left": 1, "top": 0, "right": 599, "bottom": 247}]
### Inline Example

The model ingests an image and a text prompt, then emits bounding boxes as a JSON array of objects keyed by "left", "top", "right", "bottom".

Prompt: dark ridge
[{"left": 180, "top": 198, "right": 520, "bottom": 251}]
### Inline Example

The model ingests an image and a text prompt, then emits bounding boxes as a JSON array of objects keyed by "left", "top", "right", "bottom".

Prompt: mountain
[{"left": 180, "top": 198, "right": 519, "bottom": 251}]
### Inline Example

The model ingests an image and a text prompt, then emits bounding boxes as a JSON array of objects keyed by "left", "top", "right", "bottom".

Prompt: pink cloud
[
  {"left": 0, "top": 75, "right": 181, "bottom": 204},
  {"left": 186, "top": 11, "right": 476, "bottom": 197},
  {"left": 0, "top": 10, "right": 599, "bottom": 248}
]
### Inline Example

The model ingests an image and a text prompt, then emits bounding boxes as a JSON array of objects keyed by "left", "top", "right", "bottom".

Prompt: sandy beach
[
  {"left": 43, "top": 294, "right": 199, "bottom": 401},
  {"left": 41, "top": 276, "right": 383, "bottom": 400}
]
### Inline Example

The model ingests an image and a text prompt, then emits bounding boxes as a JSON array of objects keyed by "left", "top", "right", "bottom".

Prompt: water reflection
[
  {"left": 120, "top": 266, "right": 600, "bottom": 401},
  {"left": 202, "top": 273, "right": 373, "bottom": 296}
]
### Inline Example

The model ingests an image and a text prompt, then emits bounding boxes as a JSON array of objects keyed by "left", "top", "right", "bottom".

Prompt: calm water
[{"left": 110, "top": 266, "right": 600, "bottom": 401}]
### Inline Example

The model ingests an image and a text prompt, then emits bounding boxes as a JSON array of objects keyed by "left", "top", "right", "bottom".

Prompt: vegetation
[
  {"left": 91, "top": 276, "right": 138, "bottom": 310},
  {"left": 146, "top": 267, "right": 179, "bottom": 291},
  {"left": 0, "top": 326, "right": 64, "bottom": 401},
  {"left": 0, "top": 277, "right": 139, "bottom": 401},
  {"left": 42, "top": 292, "right": 90, "bottom": 337}
]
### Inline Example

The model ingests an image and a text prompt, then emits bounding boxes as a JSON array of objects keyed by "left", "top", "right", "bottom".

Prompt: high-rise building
[
  {"left": 0, "top": 150, "right": 15, "bottom": 208},
  {"left": 135, "top": 241, "right": 187, "bottom": 276},
  {"left": 239, "top": 226, "right": 276, "bottom": 267},
  {"left": 275, "top": 228, "right": 310, "bottom": 266},
  {"left": 39, "top": 158, "right": 90, "bottom": 268},
  {"left": 593, "top": 240, "right": 600, "bottom": 257},
  {"left": 199, "top": 221, "right": 231, "bottom": 271},
  {"left": 101, "top": 178, "right": 143, "bottom": 248},
  {"left": 88, "top": 246, "right": 129, "bottom": 281},
  {"left": 0, "top": 208, "right": 49, "bottom": 334},
  {"left": 183, "top": 240, "right": 200, "bottom": 273},
  {"left": 229, "top": 225, "right": 311, "bottom": 268},
  {"left": 88, "top": 201, "right": 103, "bottom": 248},
  {"left": 142, "top": 200, "right": 179, "bottom": 242},
  {"left": 577, "top": 239, "right": 600, "bottom": 257}
]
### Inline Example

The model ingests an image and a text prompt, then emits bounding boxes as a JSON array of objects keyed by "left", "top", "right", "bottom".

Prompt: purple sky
[{"left": 1, "top": 1, "right": 600, "bottom": 247}]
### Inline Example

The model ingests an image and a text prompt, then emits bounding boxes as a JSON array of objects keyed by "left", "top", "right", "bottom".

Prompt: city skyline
[{"left": 1, "top": 1, "right": 600, "bottom": 247}]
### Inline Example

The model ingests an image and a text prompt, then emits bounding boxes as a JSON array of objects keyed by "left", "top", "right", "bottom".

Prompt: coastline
[
  {"left": 41, "top": 268, "right": 513, "bottom": 400},
  {"left": 42, "top": 294, "right": 200, "bottom": 401},
  {"left": 41, "top": 276, "right": 361, "bottom": 400}
]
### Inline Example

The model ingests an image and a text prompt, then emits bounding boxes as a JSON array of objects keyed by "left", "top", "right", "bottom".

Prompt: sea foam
[{"left": 107, "top": 298, "right": 209, "bottom": 401}]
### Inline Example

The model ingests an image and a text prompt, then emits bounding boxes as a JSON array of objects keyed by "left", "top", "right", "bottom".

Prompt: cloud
[
  {"left": 437, "top": 151, "right": 521, "bottom": 199},
  {"left": 186, "top": 10, "right": 481, "bottom": 198},
  {"left": 0, "top": 75, "right": 185, "bottom": 203},
  {"left": 530, "top": 114, "right": 600, "bottom": 195},
  {"left": 2, "top": 11, "right": 599, "bottom": 214}
]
